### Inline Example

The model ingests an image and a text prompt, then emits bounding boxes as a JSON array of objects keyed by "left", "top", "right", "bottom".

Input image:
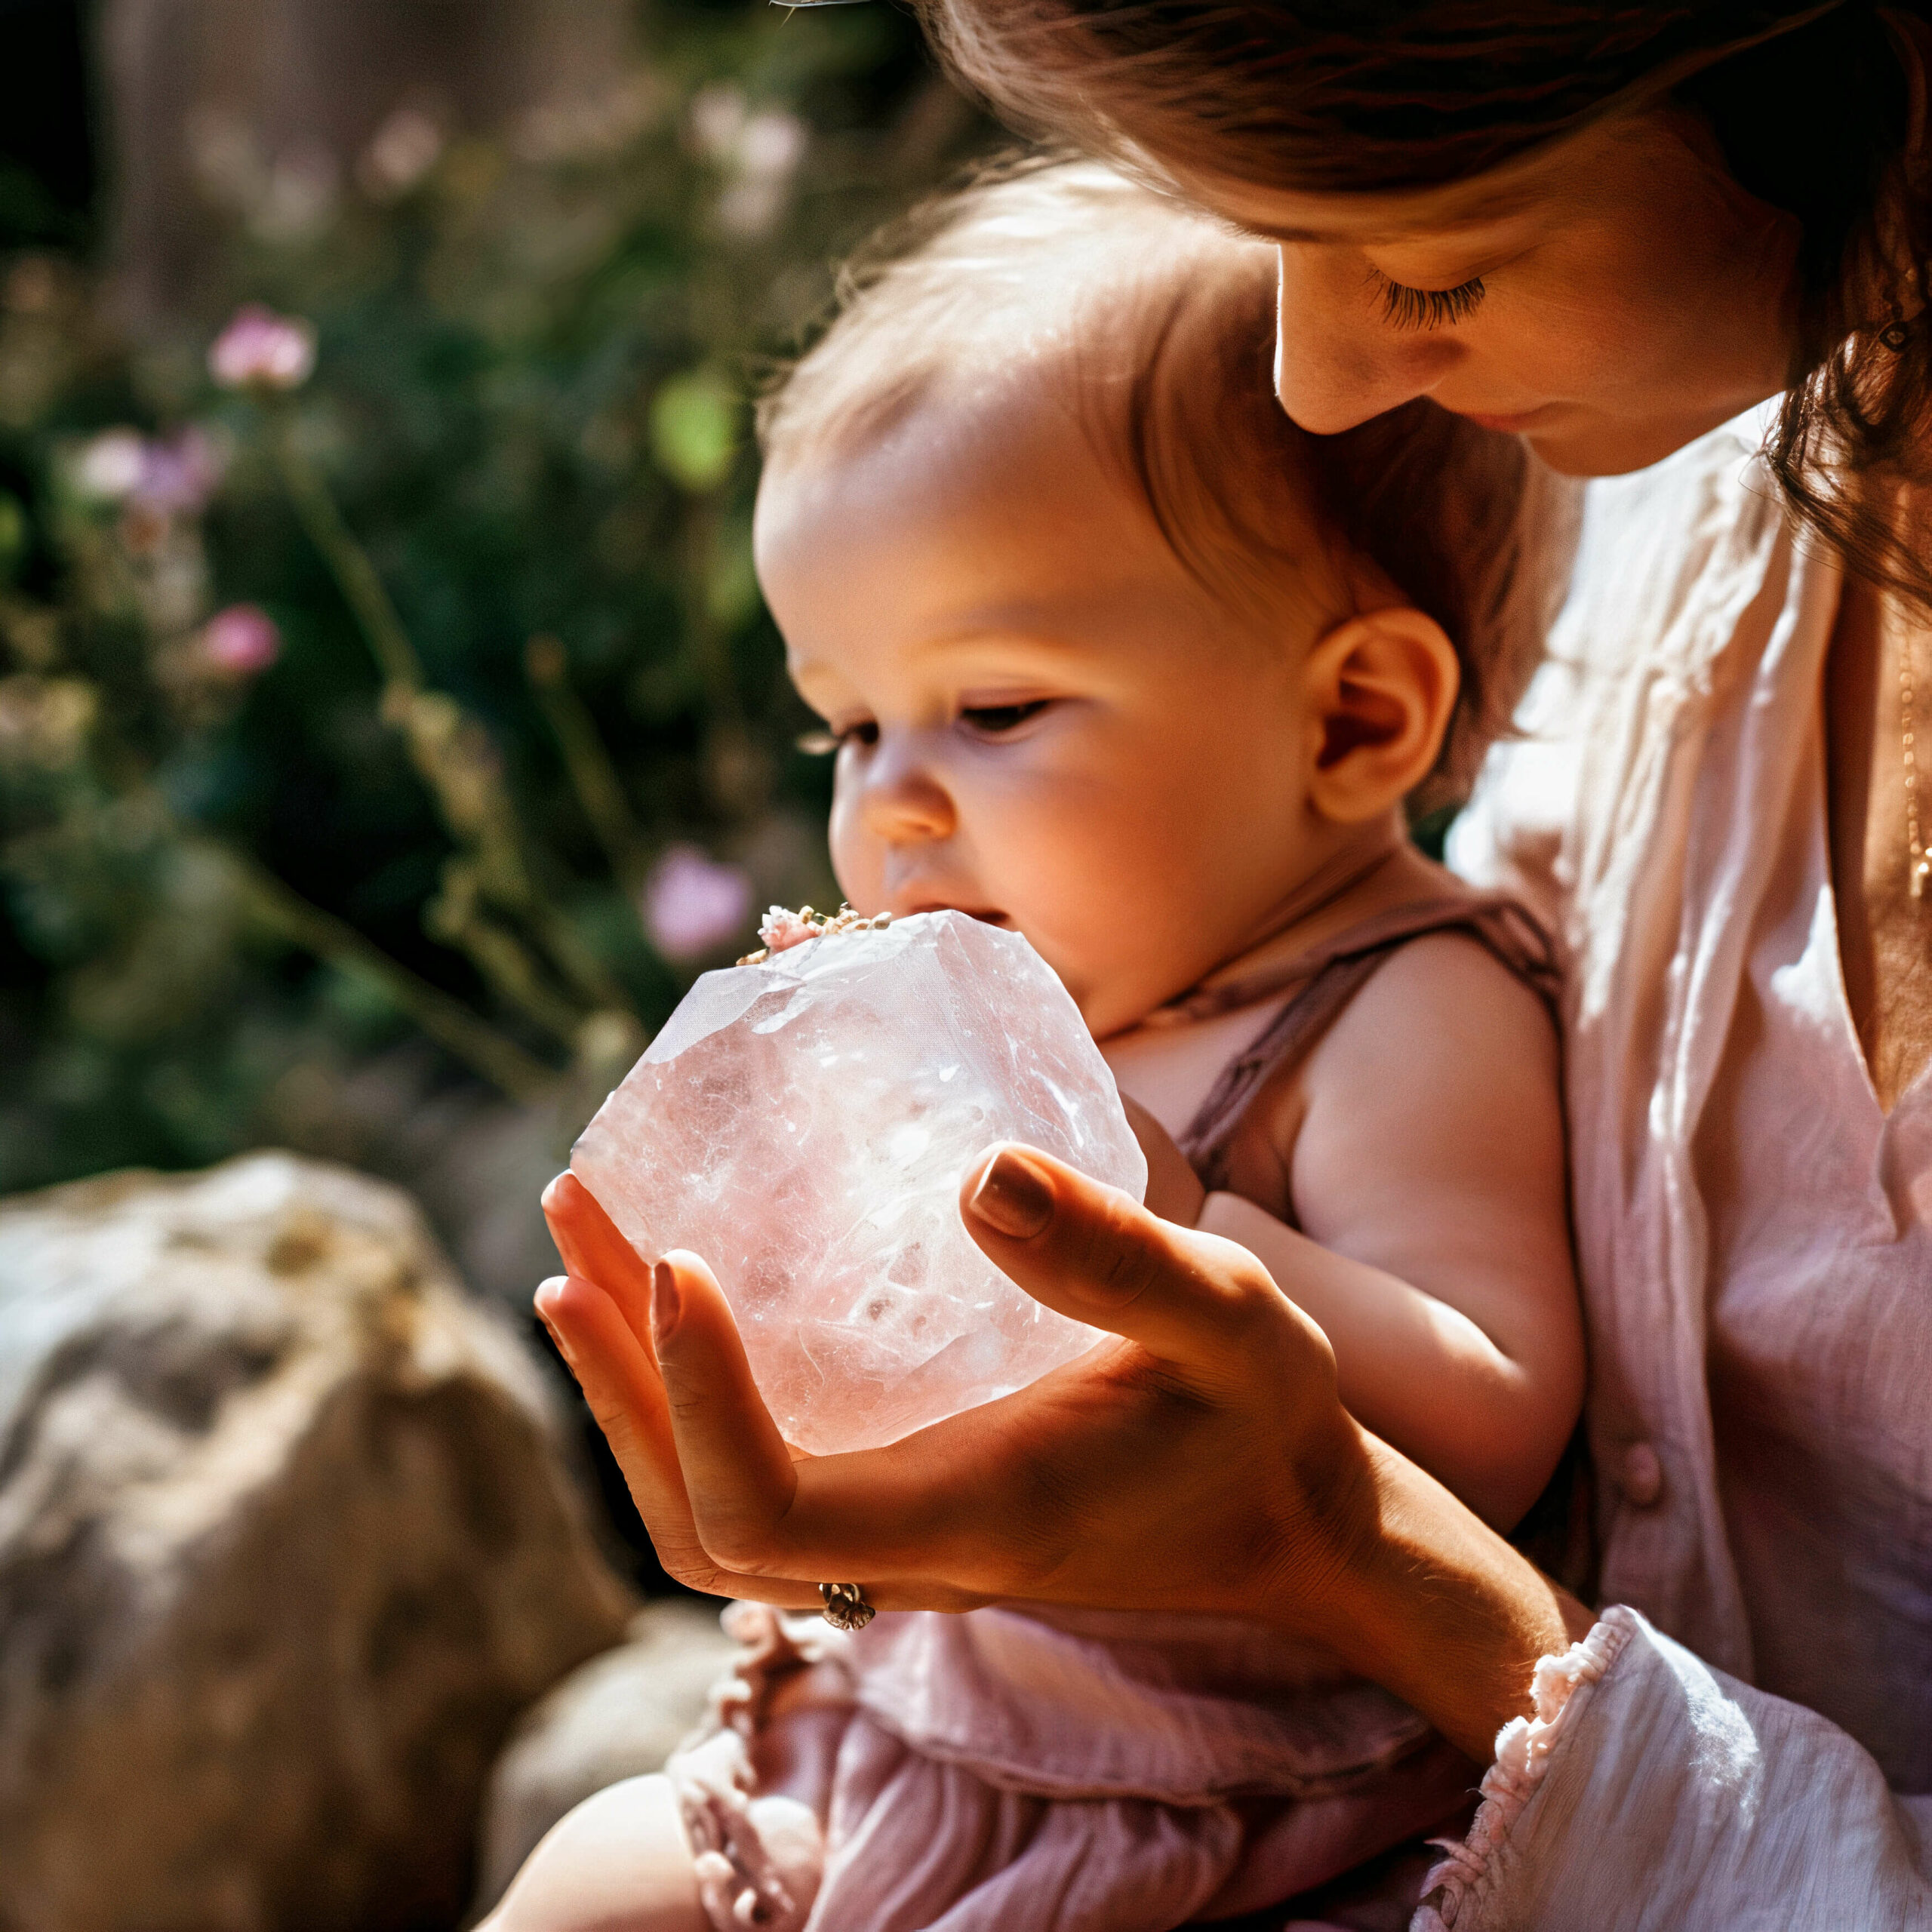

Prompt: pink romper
[{"left": 668, "top": 894, "right": 1559, "bottom": 1932}]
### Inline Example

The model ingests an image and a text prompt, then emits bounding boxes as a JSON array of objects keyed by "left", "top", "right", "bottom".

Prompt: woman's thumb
[{"left": 958, "top": 1143, "right": 1308, "bottom": 1379}]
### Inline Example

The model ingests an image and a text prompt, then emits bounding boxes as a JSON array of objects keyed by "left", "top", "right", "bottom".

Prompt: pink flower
[
  {"left": 209, "top": 304, "right": 316, "bottom": 391},
  {"left": 645, "top": 845, "right": 754, "bottom": 961},
  {"left": 134, "top": 427, "right": 223, "bottom": 516},
  {"left": 198, "top": 605, "right": 281, "bottom": 675},
  {"left": 758, "top": 906, "right": 820, "bottom": 954}
]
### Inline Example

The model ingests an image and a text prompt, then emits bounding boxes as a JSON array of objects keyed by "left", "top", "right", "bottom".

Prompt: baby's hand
[{"left": 1119, "top": 1095, "right": 1207, "bottom": 1227}]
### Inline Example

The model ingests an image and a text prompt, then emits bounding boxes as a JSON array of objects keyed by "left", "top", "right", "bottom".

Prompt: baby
[{"left": 492, "top": 160, "right": 1583, "bottom": 1932}]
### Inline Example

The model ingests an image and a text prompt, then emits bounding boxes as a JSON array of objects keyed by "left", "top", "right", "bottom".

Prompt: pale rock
[
  {"left": 574, "top": 911, "right": 1146, "bottom": 1455},
  {"left": 0, "top": 1152, "right": 636, "bottom": 1932},
  {"left": 472, "top": 1599, "right": 740, "bottom": 1913}
]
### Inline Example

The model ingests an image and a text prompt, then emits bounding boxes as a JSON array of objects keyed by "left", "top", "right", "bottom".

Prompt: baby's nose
[{"left": 858, "top": 752, "right": 956, "bottom": 844}]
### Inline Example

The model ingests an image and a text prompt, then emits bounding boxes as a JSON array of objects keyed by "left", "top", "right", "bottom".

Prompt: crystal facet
[{"left": 572, "top": 910, "right": 1146, "bottom": 1454}]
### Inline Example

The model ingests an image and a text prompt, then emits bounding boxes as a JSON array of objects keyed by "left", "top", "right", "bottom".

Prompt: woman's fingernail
[
  {"left": 968, "top": 1148, "right": 1054, "bottom": 1238},
  {"left": 651, "top": 1258, "right": 681, "bottom": 1343}
]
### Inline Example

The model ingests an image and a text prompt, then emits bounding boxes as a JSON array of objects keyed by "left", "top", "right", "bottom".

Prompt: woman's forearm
[{"left": 1294, "top": 1423, "right": 1592, "bottom": 1762}]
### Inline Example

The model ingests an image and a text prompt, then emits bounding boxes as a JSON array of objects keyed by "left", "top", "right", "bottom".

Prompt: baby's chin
[{"left": 1041, "top": 953, "right": 1157, "bottom": 1043}]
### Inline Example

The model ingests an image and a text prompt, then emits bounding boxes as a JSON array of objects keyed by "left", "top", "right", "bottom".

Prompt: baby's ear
[{"left": 1300, "top": 606, "right": 1459, "bottom": 826}]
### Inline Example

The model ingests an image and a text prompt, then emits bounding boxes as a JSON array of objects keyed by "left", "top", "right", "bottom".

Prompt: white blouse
[{"left": 1426, "top": 409, "right": 1932, "bottom": 1927}]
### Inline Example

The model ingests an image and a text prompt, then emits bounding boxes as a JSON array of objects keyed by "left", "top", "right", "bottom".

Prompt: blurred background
[
  {"left": 0, "top": 0, "right": 986, "bottom": 1301},
  {"left": 0, "top": 3, "right": 989, "bottom": 1924}
]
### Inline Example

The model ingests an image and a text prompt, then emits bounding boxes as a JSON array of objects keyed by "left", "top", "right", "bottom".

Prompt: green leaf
[{"left": 648, "top": 369, "right": 738, "bottom": 493}]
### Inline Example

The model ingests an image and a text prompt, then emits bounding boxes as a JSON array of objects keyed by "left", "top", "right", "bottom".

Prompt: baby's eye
[
  {"left": 960, "top": 700, "right": 1050, "bottom": 737},
  {"left": 797, "top": 720, "right": 878, "bottom": 754}
]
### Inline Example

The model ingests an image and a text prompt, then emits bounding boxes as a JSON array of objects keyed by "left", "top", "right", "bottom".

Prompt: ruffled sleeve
[{"left": 1411, "top": 1607, "right": 1932, "bottom": 1930}]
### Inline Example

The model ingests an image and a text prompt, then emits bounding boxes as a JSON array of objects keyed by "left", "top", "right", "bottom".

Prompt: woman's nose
[
  {"left": 1272, "top": 245, "right": 1455, "bottom": 434},
  {"left": 857, "top": 744, "right": 956, "bottom": 845}
]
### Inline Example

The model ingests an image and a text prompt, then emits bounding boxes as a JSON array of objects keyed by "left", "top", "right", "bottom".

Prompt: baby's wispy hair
[{"left": 759, "top": 156, "right": 1574, "bottom": 804}]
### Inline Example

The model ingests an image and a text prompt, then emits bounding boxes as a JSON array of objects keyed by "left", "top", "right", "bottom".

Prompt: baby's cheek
[{"left": 826, "top": 787, "right": 878, "bottom": 906}]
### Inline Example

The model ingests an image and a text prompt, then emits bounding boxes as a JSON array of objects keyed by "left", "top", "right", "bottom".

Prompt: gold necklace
[{"left": 1903, "top": 632, "right": 1931, "bottom": 898}]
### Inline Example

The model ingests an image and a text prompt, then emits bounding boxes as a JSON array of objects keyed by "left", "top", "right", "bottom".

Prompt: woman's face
[{"left": 1187, "top": 106, "right": 1804, "bottom": 476}]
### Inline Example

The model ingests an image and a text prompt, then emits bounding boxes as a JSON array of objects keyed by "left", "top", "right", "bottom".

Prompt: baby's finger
[
  {"left": 959, "top": 1143, "right": 1328, "bottom": 1393},
  {"left": 537, "top": 1272, "right": 817, "bottom": 1608}
]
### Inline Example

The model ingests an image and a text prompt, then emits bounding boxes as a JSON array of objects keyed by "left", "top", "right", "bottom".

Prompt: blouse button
[{"left": 1620, "top": 1441, "right": 1663, "bottom": 1508}]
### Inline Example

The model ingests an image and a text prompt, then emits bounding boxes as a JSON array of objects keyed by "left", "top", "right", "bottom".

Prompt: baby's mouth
[{"left": 905, "top": 900, "right": 1011, "bottom": 929}]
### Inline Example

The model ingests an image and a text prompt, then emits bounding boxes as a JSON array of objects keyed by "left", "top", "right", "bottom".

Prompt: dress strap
[{"left": 1174, "top": 894, "right": 1558, "bottom": 1201}]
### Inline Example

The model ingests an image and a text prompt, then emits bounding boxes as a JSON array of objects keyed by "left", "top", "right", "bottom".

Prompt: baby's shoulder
[
  {"left": 1272, "top": 916, "right": 1567, "bottom": 1232},
  {"left": 1291, "top": 915, "right": 1561, "bottom": 1151},
  {"left": 1311, "top": 920, "right": 1559, "bottom": 1099}
]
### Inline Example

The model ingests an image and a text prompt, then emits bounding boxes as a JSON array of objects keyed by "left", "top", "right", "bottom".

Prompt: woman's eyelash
[{"left": 1373, "top": 271, "right": 1487, "bottom": 331}]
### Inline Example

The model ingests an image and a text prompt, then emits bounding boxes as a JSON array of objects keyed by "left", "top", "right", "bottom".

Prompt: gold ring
[{"left": 818, "top": 1581, "right": 876, "bottom": 1631}]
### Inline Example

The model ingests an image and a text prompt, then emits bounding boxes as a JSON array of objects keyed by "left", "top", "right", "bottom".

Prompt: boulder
[
  {"left": 471, "top": 1598, "right": 740, "bottom": 1912},
  {"left": 0, "top": 1151, "right": 636, "bottom": 1932}
]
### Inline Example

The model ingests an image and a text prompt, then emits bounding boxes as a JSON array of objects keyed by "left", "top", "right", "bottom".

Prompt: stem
[
  {"left": 525, "top": 633, "right": 647, "bottom": 893},
  {"left": 432, "top": 892, "right": 589, "bottom": 1048},
  {"left": 531, "top": 900, "right": 634, "bottom": 1014},
  {"left": 269, "top": 412, "right": 626, "bottom": 1025},
  {"left": 225, "top": 845, "right": 559, "bottom": 1104},
  {"left": 681, "top": 497, "right": 739, "bottom": 723},
  {"left": 269, "top": 408, "right": 424, "bottom": 692}
]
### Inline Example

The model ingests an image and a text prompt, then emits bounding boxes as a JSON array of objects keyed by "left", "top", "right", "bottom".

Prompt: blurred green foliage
[{"left": 0, "top": 2, "right": 987, "bottom": 1194}]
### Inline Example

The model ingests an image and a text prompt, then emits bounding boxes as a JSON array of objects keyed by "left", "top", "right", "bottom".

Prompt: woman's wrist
[{"left": 1279, "top": 1421, "right": 1587, "bottom": 1762}]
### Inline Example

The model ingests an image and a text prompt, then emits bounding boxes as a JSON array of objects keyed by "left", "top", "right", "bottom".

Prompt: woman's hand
[
  {"left": 537, "top": 1143, "right": 1343, "bottom": 1615},
  {"left": 538, "top": 1145, "right": 1585, "bottom": 1759}
]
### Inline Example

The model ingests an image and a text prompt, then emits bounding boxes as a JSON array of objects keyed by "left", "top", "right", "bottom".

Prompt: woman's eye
[
  {"left": 960, "top": 700, "right": 1050, "bottom": 736},
  {"left": 1372, "top": 269, "right": 1487, "bottom": 331}
]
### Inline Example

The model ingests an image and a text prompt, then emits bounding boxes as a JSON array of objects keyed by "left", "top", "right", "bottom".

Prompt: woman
[{"left": 536, "top": 5, "right": 1932, "bottom": 1924}]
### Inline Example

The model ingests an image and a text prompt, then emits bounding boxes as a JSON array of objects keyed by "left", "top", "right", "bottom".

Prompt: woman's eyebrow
[
  {"left": 1254, "top": 212, "right": 1523, "bottom": 246},
  {"left": 1244, "top": 186, "right": 1546, "bottom": 248}
]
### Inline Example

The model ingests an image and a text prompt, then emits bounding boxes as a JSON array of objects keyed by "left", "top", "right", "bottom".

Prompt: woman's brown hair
[{"left": 915, "top": 0, "right": 1932, "bottom": 616}]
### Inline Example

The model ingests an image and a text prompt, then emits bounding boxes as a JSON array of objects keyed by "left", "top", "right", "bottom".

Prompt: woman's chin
[{"left": 1524, "top": 402, "right": 1768, "bottom": 478}]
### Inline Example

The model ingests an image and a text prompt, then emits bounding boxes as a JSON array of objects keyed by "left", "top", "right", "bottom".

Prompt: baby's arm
[{"left": 1195, "top": 933, "right": 1582, "bottom": 1531}]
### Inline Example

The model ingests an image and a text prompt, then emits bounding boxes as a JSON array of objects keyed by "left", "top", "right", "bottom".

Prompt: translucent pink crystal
[{"left": 571, "top": 911, "right": 1146, "bottom": 1454}]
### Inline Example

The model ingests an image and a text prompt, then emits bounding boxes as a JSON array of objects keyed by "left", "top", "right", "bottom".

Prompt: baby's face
[{"left": 755, "top": 377, "right": 1351, "bottom": 1038}]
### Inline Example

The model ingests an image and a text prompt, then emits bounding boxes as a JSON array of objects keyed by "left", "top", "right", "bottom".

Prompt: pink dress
[{"left": 667, "top": 897, "right": 1560, "bottom": 1932}]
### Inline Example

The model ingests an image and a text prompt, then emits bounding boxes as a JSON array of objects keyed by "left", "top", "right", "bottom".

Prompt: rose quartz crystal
[{"left": 571, "top": 911, "right": 1146, "bottom": 1454}]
